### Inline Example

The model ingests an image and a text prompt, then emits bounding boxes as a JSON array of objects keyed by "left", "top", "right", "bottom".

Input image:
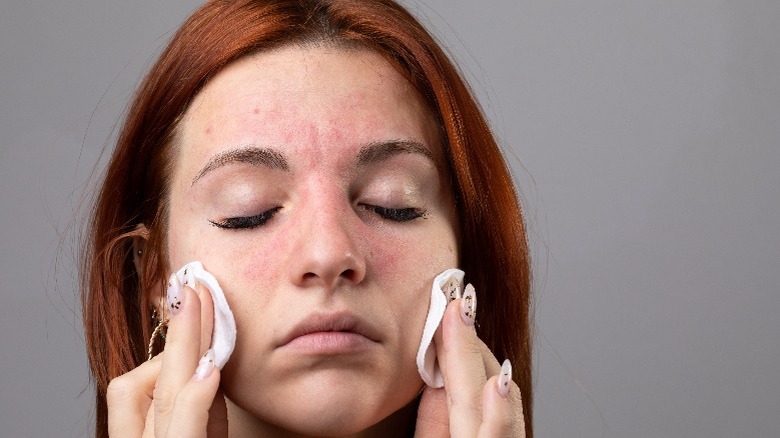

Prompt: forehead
[{"left": 175, "top": 44, "right": 443, "bottom": 175}]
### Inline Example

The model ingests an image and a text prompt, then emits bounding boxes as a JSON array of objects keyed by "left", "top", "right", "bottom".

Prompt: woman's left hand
[{"left": 415, "top": 286, "right": 525, "bottom": 437}]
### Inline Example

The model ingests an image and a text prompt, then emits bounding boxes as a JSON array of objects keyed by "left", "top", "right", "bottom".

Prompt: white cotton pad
[
  {"left": 175, "top": 261, "right": 236, "bottom": 369},
  {"left": 416, "top": 268, "right": 465, "bottom": 388}
]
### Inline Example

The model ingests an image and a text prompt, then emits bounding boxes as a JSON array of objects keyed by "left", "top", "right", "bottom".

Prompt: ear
[
  {"left": 129, "top": 224, "right": 165, "bottom": 314},
  {"left": 130, "top": 224, "right": 150, "bottom": 277}
]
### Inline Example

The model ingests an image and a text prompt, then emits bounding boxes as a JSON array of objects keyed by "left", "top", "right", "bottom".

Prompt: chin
[
  {"left": 273, "top": 407, "right": 385, "bottom": 437},
  {"left": 225, "top": 368, "right": 422, "bottom": 436}
]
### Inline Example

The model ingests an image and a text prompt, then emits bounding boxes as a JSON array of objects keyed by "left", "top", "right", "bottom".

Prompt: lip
[{"left": 277, "top": 311, "right": 381, "bottom": 354}]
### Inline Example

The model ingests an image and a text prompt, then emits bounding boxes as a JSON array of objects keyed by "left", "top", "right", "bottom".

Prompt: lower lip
[{"left": 282, "top": 332, "right": 375, "bottom": 354}]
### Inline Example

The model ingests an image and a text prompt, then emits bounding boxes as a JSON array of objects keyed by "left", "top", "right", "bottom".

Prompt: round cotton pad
[
  {"left": 175, "top": 261, "right": 236, "bottom": 369},
  {"left": 416, "top": 268, "right": 465, "bottom": 388}
]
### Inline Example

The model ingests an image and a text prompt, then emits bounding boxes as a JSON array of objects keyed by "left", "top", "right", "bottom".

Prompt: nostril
[
  {"left": 295, "top": 249, "right": 365, "bottom": 287},
  {"left": 340, "top": 268, "right": 356, "bottom": 281}
]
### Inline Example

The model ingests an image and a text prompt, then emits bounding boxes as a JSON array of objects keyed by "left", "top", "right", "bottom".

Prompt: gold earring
[{"left": 147, "top": 309, "right": 169, "bottom": 361}]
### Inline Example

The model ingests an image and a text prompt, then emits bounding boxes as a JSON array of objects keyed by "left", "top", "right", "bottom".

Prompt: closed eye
[
  {"left": 362, "top": 205, "right": 427, "bottom": 222},
  {"left": 209, "top": 206, "right": 282, "bottom": 230}
]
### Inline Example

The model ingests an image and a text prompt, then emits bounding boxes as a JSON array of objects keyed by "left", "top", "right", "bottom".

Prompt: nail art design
[
  {"left": 497, "top": 359, "right": 512, "bottom": 398},
  {"left": 195, "top": 349, "right": 215, "bottom": 381},
  {"left": 167, "top": 273, "right": 183, "bottom": 315},
  {"left": 460, "top": 283, "right": 477, "bottom": 325},
  {"left": 442, "top": 275, "right": 462, "bottom": 302},
  {"left": 182, "top": 266, "right": 197, "bottom": 289}
]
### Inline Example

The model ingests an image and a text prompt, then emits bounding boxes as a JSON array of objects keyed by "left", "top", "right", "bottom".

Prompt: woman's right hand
[
  {"left": 414, "top": 289, "right": 526, "bottom": 437},
  {"left": 106, "top": 282, "right": 228, "bottom": 437}
]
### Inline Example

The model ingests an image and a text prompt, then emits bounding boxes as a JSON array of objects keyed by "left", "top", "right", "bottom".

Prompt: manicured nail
[
  {"left": 195, "top": 349, "right": 215, "bottom": 381},
  {"left": 182, "top": 265, "right": 197, "bottom": 289},
  {"left": 460, "top": 283, "right": 477, "bottom": 325},
  {"left": 167, "top": 273, "right": 184, "bottom": 316},
  {"left": 497, "top": 359, "right": 512, "bottom": 398},
  {"left": 442, "top": 275, "right": 462, "bottom": 302}
]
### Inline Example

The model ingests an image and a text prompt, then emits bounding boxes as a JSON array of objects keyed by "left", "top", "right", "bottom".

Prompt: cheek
[
  {"left": 239, "top": 233, "right": 288, "bottom": 285},
  {"left": 374, "top": 229, "right": 458, "bottom": 280},
  {"left": 366, "top": 222, "right": 458, "bottom": 275},
  {"left": 205, "top": 233, "right": 289, "bottom": 327},
  {"left": 166, "top": 222, "right": 195, "bottom": 271},
  {"left": 167, "top": 225, "right": 223, "bottom": 273},
  {"left": 369, "top": 225, "right": 459, "bottom": 337},
  {"left": 166, "top": 189, "right": 219, "bottom": 270}
]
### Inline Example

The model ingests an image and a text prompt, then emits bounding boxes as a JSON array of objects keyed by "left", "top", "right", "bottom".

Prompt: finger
[
  {"left": 167, "top": 351, "right": 221, "bottom": 437},
  {"left": 141, "top": 402, "right": 155, "bottom": 438},
  {"left": 478, "top": 364, "right": 525, "bottom": 437},
  {"left": 155, "top": 279, "right": 203, "bottom": 437},
  {"left": 196, "top": 281, "right": 215, "bottom": 355},
  {"left": 435, "top": 285, "right": 485, "bottom": 438},
  {"left": 478, "top": 340, "right": 501, "bottom": 377},
  {"left": 197, "top": 285, "right": 225, "bottom": 437},
  {"left": 414, "top": 386, "right": 449, "bottom": 438},
  {"left": 106, "top": 356, "right": 162, "bottom": 437},
  {"left": 416, "top": 343, "right": 491, "bottom": 438}
]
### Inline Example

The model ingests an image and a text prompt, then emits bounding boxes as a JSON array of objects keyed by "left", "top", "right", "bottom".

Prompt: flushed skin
[
  {"left": 168, "top": 46, "right": 458, "bottom": 434},
  {"left": 83, "top": 1, "right": 532, "bottom": 436}
]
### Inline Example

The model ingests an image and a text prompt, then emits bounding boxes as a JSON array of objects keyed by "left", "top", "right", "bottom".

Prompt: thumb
[{"left": 414, "top": 386, "right": 449, "bottom": 438}]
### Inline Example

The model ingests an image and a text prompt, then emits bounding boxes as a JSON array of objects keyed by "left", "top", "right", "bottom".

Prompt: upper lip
[{"left": 277, "top": 311, "right": 381, "bottom": 347}]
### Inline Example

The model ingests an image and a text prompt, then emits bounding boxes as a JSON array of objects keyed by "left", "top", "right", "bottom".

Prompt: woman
[{"left": 82, "top": 0, "right": 532, "bottom": 436}]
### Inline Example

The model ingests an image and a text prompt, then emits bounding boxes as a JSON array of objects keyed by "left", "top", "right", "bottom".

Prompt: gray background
[{"left": 2, "top": 1, "right": 778, "bottom": 436}]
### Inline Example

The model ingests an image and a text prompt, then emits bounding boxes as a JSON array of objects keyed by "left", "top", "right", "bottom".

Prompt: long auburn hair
[{"left": 82, "top": 0, "right": 532, "bottom": 436}]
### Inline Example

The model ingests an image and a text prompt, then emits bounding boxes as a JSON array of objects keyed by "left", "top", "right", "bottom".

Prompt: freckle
[{"left": 253, "top": 107, "right": 260, "bottom": 114}]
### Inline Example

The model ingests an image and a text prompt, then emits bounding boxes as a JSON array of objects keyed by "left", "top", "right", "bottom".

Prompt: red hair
[{"left": 82, "top": 1, "right": 532, "bottom": 436}]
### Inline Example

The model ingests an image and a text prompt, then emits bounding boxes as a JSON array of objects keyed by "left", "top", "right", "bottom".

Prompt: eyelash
[
  {"left": 209, "top": 206, "right": 282, "bottom": 230},
  {"left": 362, "top": 205, "right": 427, "bottom": 222},
  {"left": 209, "top": 205, "right": 426, "bottom": 230}
]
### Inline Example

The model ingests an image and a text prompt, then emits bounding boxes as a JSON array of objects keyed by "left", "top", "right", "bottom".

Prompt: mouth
[{"left": 278, "top": 312, "right": 381, "bottom": 354}]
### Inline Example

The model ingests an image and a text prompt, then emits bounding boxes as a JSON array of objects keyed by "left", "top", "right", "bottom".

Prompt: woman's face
[{"left": 165, "top": 45, "right": 458, "bottom": 434}]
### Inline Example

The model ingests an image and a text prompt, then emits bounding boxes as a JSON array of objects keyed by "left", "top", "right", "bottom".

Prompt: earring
[
  {"left": 137, "top": 249, "right": 142, "bottom": 255},
  {"left": 147, "top": 309, "right": 168, "bottom": 361}
]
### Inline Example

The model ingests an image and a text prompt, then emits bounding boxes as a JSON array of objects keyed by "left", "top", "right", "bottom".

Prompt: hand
[
  {"left": 415, "top": 285, "right": 525, "bottom": 437},
  {"left": 106, "top": 281, "right": 228, "bottom": 437}
]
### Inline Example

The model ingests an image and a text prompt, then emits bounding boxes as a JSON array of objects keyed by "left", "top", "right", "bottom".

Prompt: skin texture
[{"left": 166, "top": 44, "right": 459, "bottom": 435}]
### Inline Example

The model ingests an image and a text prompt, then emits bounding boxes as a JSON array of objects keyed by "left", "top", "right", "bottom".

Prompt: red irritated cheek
[
  {"left": 370, "top": 240, "right": 401, "bottom": 274},
  {"left": 238, "top": 232, "right": 288, "bottom": 285}
]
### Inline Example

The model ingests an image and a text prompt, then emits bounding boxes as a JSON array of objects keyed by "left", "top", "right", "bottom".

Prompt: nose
[{"left": 288, "top": 197, "right": 367, "bottom": 289}]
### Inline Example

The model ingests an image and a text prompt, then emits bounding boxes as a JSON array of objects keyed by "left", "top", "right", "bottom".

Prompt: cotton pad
[
  {"left": 416, "top": 268, "right": 465, "bottom": 388},
  {"left": 173, "top": 261, "right": 236, "bottom": 369}
]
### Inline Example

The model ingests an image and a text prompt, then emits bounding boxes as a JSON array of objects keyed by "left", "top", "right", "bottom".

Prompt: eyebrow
[
  {"left": 191, "top": 146, "right": 290, "bottom": 186},
  {"left": 356, "top": 140, "right": 436, "bottom": 167},
  {"left": 191, "top": 140, "right": 436, "bottom": 186}
]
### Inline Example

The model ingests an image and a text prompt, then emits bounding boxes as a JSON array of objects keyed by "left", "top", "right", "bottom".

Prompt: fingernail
[
  {"left": 195, "top": 349, "right": 215, "bottom": 381},
  {"left": 460, "top": 283, "right": 477, "bottom": 325},
  {"left": 443, "top": 275, "right": 462, "bottom": 302},
  {"left": 182, "top": 265, "right": 197, "bottom": 289},
  {"left": 167, "top": 273, "right": 184, "bottom": 316},
  {"left": 497, "top": 359, "right": 512, "bottom": 398}
]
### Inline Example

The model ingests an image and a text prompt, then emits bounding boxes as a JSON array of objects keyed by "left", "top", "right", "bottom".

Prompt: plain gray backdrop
[{"left": 2, "top": 1, "right": 778, "bottom": 436}]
